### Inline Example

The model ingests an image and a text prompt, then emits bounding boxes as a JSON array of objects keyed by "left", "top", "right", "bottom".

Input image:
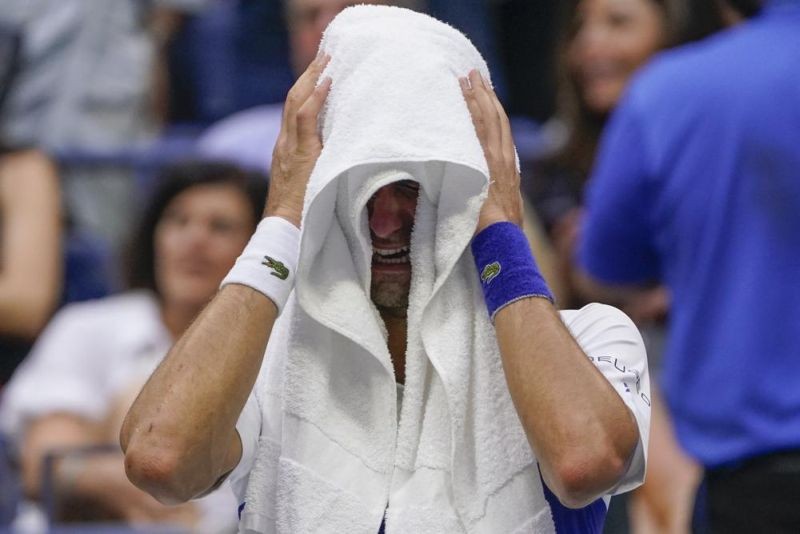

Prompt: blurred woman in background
[
  {"left": 0, "top": 161, "right": 266, "bottom": 531},
  {"left": 524, "top": 0, "right": 725, "bottom": 532},
  {"left": 525, "top": 0, "right": 723, "bottom": 313}
]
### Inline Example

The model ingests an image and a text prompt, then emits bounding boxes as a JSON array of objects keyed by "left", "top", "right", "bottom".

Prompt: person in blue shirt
[{"left": 578, "top": 0, "right": 800, "bottom": 530}]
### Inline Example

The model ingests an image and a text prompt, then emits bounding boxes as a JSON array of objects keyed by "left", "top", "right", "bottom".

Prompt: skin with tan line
[{"left": 121, "top": 57, "right": 639, "bottom": 510}]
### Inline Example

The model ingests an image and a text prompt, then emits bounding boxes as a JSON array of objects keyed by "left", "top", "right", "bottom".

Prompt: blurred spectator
[
  {"left": 0, "top": 162, "right": 267, "bottom": 530},
  {"left": 0, "top": 0, "right": 213, "bottom": 149},
  {"left": 524, "top": 0, "right": 723, "bottom": 311},
  {"left": 195, "top": 0, "right": 423, "bottom": 173},
  {"left": 578, "top": 0, "right": 800, "bottom": 531},
  {"left": 167, "top": 0, "right": 295, "bottom": 125},
  {"left": 522, "top": 1, "right": 725, "bottom": 532},
  {"left": 0, "top": 148, "right": 61, "bottom": 385},
  {"left": 286, "top": 0, "right": 381, "bottom": 77},
  {"left": 0, "top": 0, "right": 216, "bottom": 249}
]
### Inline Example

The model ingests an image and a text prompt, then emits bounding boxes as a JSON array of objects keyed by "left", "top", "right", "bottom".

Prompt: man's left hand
[{"left": 460, "top": 70, "right": 523, "bottom": 233}]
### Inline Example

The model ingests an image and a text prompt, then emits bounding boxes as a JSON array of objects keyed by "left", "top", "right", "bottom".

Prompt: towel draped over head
[{"left": 240, "top": 6, "right": 556, "bottom": 533}]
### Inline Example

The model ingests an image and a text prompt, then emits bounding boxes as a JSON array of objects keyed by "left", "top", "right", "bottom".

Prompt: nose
[
  {"left": 180, "top": 219, "right": 213, "bottom": 253},
  {"left": 576, "top": 22, "right": 612, "bottom": 60},
  {"left": 368, "top": 187, "right": 403, "bottom": 239}
]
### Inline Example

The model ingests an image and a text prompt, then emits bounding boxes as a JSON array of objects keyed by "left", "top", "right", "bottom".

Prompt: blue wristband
[{"left": 471, "top": 221, "right": 554, "bottom": 320}]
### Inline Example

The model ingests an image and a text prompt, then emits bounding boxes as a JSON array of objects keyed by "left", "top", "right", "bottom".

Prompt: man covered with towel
[{"left": 122, "top": 6, "right": 650, "bottom": 533}]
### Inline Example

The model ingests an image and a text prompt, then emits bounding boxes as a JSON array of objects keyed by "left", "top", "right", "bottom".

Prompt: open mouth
[{"left": 372, "top": 245, "right": 410, "bottom": 265}]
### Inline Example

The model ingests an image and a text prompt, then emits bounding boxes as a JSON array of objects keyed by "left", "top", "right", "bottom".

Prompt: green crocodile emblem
[
  {"left": 480, "top": 261, "right": 501, "bottom": 284},
  {"left": 262, "top": 255, "right": 290, "bottom": 280}
]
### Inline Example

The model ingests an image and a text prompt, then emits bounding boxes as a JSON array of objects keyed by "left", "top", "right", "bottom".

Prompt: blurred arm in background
[{"left": 0, "top": 149, "right": 61, "bottom": 339}]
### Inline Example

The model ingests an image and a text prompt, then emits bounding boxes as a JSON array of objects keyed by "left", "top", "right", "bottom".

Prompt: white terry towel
[{"left": 240, "top": 6, "right": 555, "bottom": 533}]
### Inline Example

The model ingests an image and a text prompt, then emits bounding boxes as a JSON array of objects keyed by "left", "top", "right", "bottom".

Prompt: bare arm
[
  {"left": 575, "top": 269, "right": 670, "bottom": 325},
  {"left": 494, "top": 299, "right": 639, "bottom": 507},
  {"left": 629, "top": 386, "right": 699, "bottom": 534},
  {"left": 520, "top": 198, "right": 567, "bottom": 306},
  {"left": 121, "top": 54, "right": 332, "bottom": 504},
  {"left": 122, "top": 287, "right": 276, "bottom": 503},
  {"left": 0, "top": 150, "right": 62, "bottom": 338},
  {"left": 21, "top": 413, "right": 100, "bottom": 499},
  {"left": 461, "top": 70, "right": 639, "bottom": 507}
]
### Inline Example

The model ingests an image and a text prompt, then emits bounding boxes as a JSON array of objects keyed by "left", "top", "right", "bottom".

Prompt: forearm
[
  {"left": 22, "top": 414, "right": 100, "bottom": 499},
  {"left": 121, "top": 285, "right": 276, "bottom": 503},
  {"left": 494, "top": 298, "right": 638, "bottom": 506},
  {"left": 54, "top": 451, "right": 129, "bottom": 520},
  {"left": 0, "top": 280, "right": 60, "bottom": 338},
  {"left": 460, "top": 71, "right": 640, "bottom": 506},
  {"left": 56, "top": 450, "right": 200, "bottom": 524},
  {"left": 0, "top": 150, "right": 62, "bottom": 338},
  {"left": 575, "top": 269, "right": 670, "bottom": 324},
  {"left": 520, "top": 200, "right": 567, "bottom": 306}
]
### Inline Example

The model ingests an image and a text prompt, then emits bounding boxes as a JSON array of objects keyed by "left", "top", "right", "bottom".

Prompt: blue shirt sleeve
[{"left": 578, "top": 93, "right": 660, "bottom": 284}]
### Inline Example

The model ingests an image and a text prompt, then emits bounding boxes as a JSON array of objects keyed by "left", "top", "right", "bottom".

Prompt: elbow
[
  {"left": 546, "top": 443, "right": 631, "bottom": 509},
  {"left": 123, "top": 442, "right": 194, "bottom": 505},
  {"left": 546, "top": 406, "right": 640, "bottom": 508}
]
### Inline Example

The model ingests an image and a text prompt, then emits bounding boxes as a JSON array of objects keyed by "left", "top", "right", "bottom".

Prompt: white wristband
[{"left": 221, "top": 217, "right": 300, "bottom": 314}]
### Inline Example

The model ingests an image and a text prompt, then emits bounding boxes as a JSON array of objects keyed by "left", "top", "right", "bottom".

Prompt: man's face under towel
[{"left": 367, "top": 180, "right": 420, "bottom": 314}]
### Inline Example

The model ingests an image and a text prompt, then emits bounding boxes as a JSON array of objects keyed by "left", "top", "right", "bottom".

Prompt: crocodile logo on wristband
[
  {"left": 480, "top": 261, "right": 501, "bottom": 284},
  {"left": 262, "top": 255, "right": 290, "bottom": 280}
]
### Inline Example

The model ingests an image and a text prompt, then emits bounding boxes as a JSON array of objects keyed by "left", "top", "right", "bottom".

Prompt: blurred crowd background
[{"left": 0, "top": 0, "right": 795, "bottom": 532}]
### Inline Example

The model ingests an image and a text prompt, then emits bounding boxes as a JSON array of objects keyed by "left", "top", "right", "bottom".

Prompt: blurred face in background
[
  {"left": 286, "top": 0, "right": 384, "bottom": 74},
  {"left": 567, "top": 0, "right": 666, "bottom": 115},
  {"left": 154, "top": 184, "right": 253, "bottom": 312}
]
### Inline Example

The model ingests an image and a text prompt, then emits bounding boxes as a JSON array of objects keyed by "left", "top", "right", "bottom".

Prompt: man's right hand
[
  {"left": 120, "top": 62, "right": 332, "bottom": 501},
  {"left": 265, "top": 53, "right": 332, "bottom": 228},
  {"left": 121, "top": 61, "right": 331, "bottom": 502}
]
